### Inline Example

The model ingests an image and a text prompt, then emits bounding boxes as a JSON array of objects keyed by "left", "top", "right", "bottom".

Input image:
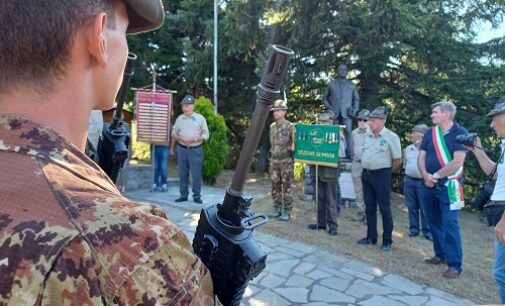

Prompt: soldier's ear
[{"left": 85, "top": 12, "right": 109, "bottom": 68}]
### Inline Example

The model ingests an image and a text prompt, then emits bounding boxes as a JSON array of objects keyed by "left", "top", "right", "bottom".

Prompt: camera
[
  {"left": 468, "top": 179, "right": 495, "bottom": 210},
  {"left": 455, "top": 132, "right": 478, "bottom": 146}
]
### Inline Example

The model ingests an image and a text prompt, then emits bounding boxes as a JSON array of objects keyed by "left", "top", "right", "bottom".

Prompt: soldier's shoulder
[{"left": 71, "top": 195, "right": 185, "bottom": 294}]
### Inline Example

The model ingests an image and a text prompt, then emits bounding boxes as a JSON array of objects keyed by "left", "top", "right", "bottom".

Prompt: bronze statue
[{"left": 322, "top": 64, "right": 360, "bottom": 158}]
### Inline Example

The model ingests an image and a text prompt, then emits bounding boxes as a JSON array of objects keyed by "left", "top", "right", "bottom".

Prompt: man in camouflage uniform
[
  {"left": 269, "top": 99, "right": 295, "bottom": 221},
  {"left": 0, "top": 1, "right": 214, "bottom": 305}
]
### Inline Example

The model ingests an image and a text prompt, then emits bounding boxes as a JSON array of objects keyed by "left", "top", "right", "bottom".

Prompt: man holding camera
[
  {"left": 466, "top": 98, "right": 505, "bottom": 303},
  {"left": 418, "top": 101, "right": 468, "bottom": 279}
]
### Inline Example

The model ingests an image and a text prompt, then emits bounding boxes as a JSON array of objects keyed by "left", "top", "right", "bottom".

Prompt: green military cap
[
  {"left": 412, "top": 123, "right": 429, "bottom": 134},
  {"left": 179, "top": 95, "right": 195, "bottom": 105},
  {"left": 357, "top": 109, "right": 370, "bottom": 119},
  {"left": 486, "top": 97, "right": 505, "bottom": 117},
  {"left": 318, "top": 112, "right": 332, "bottom": 122},
  {"left": 369, "top": 106, "right": 388, "bottom": 119},
  {"left": 271, "top": 99, "right": 288, "bottom": 111},
  {"left": 125, "top": 0, "right": 165, "bottom": 34}
]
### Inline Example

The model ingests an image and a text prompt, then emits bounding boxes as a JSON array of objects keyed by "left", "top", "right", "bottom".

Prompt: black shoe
[
  {"left": 381, "top": 243, "right": 392, "bottom": 252},
  {"left": 328, "top": 227, "right": 337, "bottom": 236},
  {"left": 308, "top": 224, "right": 325, "bottom": 230},
  {"left": 194, "top": 198, "right": 203, "bottom": 204},
  {"left": 174, "top": 197, "right": 188, "bottom": 202},
  {"left": 357, "top": 237, "right": 377, "bottom": 245}
]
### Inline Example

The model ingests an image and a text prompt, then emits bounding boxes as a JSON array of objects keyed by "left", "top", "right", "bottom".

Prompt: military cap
[
  {"left": 412, "top": 123, "right": 429, "bottom": 134},
  {"left": 486, "top": 97, "right": 505, "bottom": 117},
  {"left": 326, "top": 110, "right": 337, "bottom": 119},
  {"left": 318, "top": 112, "right": 333, "bottom": 122},
  {"left": 357, "top": 109, "right": 370, "bottom": 120},
  {"left": 369, "top": 106, "right": 388, "bottom": 119},
  {"left": 271, "top": 99, "right": 288, "bottom": 111},
  {"left": 125, "top": 0, "right": 165, "bottom": 34},
  {"left": 179, "top": 95, "right": 195, "bottom": 105}
]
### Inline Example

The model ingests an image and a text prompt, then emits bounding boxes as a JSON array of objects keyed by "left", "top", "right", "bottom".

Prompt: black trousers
[{"left": 362, "top": 168, "right": 393, "bottom": 244}]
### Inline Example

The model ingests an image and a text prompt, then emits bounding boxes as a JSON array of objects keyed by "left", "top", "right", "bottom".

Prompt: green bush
[
  {"left": 195, "top": 97, "right": 230, "bottom": 184},
  {"left": 130, "top": 122, "right": 151, "bottom": 162}
]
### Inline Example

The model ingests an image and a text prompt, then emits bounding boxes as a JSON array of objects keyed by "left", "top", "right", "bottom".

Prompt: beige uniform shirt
[
  {"left": 362, "top": 127, "right": 402, "bottom": 170},
  {"left": 351, "top": 127, "right": 368, "bottom": 162},
  {"left": 172, "top": 112, "right": 210, "bottom": 147}
]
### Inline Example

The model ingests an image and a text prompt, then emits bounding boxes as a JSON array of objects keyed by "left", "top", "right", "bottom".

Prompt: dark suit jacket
[{"left": 322, "top": 79, "right": 360, "bottom": 119}]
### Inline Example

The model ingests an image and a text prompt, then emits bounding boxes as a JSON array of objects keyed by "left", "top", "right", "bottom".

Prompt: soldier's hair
[
  {"left": 0, "top": 0, "right": 117, "bottom": 96},
  {"left": 432, "top": 101, "right": 456, "bottom": 119}
]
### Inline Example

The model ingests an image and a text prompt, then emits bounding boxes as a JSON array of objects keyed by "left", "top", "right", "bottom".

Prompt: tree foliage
[
  {"left": 127, "top": 0, "right": 505, "bottom": 194},
  {"left": 195, "top": 97, "right": 230, "bottom": 184}
]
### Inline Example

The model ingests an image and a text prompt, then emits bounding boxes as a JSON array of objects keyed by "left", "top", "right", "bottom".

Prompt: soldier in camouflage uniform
[
  {"left": 0, "top": 1, "right": 214, "bottom": 305},
  {"left": 269, "top": 99, "right": 295, "bottom": 221}
]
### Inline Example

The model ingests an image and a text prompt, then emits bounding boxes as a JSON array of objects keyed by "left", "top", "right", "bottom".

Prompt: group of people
[
  {"left": 151, "top": 94, "right": 210, "bottom": 204},
  {"left": 269, "top": 93, "right": 505, "bottom": 300},
  {"left": 2, "top": 0, "right": 505, "bottom": 304}
]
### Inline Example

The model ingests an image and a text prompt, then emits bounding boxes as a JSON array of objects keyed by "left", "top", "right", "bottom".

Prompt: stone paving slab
[{"left": 125, "top": 188, "right": 480, "bottom": 306}]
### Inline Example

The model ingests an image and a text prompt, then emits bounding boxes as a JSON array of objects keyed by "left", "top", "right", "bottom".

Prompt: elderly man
[
  {"left": 418, "top": 101, "right": 468, "bottom": 279},
  {"left": 0, "top": 1, "right": 213, "bottom": 304},
  {"left": 171, "top": 95, "right": 210, "bottom": 204},
  {"left": 466, "top": 98, "right": 505, "bottom": 301},
  {"left": 357, "top": 106, "right": 402, "bottom": 251},
  {"left": 351, "top": 109, "right": 370, "bottom": 222},
  {"left": 404, "top": 124, "right": 432, "bottom": 240}
]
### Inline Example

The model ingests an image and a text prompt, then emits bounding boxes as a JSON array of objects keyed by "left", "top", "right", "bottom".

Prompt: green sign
[{"left": 294, "top": 124, "right": 340, "bottom": 167}]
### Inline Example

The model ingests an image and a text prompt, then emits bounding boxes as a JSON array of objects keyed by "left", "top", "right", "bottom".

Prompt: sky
[{"left": 475, "top": 21, "right": 505, "bottom": 43}]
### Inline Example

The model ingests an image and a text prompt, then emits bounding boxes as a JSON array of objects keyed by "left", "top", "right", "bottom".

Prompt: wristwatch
[{"left": 432, "top": 172, "right": 440, "bottom": 179}]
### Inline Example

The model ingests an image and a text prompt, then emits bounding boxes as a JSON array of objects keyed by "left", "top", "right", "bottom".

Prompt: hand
[
  {"left": 463, "top": 136, "right": 482, "bottom": 152},
  {"left": 170, "top": 149, "right": 175, "bottom": 156},
  {"left": 179, "top": 136, "right": 192, "bottom": 146},
  {"left": 496, "top": 213, "right": 505, "bottom": 244},
  {"left": 423, "top": 173, "right": 437, "bottom": 188}
]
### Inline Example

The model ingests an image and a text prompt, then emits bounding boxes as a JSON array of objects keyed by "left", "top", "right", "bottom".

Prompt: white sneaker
[
  {"left": 161, "top": 184, "right": 168, "bottom": 192},
  {"left": 152, "top": 184, "right": 159, "bottom": 192}
]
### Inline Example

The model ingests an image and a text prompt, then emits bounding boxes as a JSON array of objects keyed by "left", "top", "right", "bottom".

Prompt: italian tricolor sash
[{"left": 433, "top": 126, "right": 464, "bottom": 209}]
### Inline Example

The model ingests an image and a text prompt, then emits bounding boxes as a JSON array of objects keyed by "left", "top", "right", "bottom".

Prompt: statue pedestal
[
  {"left": 338, "top": 159, "right": 356, "bottom": 207},
  {"left": 303, "top": 165, "right": 314, "bottom": 201}
]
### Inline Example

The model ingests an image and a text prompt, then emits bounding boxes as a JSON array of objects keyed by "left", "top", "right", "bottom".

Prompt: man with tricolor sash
[{"left": 418, "top": 101, "right": 469, "bottom": 279}]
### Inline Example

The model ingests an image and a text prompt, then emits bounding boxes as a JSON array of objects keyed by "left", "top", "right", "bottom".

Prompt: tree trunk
[{"left": 255, "top": 132, "right": 270, "bottom": 173}]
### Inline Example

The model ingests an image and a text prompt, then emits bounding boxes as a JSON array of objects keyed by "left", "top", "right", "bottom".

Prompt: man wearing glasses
[{"left": 351, "top": 109, "right": 370, "bottom": 222}]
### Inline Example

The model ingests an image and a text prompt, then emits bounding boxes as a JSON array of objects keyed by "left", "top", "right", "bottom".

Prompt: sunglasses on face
[{"left": 358, "top": 119, "right": 368, "bottom": 122}]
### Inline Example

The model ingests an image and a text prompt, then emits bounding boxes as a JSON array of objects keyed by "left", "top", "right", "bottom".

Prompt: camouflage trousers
[{"left": 270, "top": 160, "right": 294, "bottom": 212}]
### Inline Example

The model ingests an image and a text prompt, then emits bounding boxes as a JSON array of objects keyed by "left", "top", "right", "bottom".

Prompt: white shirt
[
  {"left": 404, "top": 143, "right": 422, "bottom": 179},
  {"left": 491, "top": 140, "right": 505, "bottom": 201}
]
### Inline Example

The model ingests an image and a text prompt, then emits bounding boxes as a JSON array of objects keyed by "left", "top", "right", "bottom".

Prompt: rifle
[
  {"left": 97, "top": 53, "right": 137, "bottom": 183},
  {"left": 192, "top": 45, "right": 294, "bottom": 306}
]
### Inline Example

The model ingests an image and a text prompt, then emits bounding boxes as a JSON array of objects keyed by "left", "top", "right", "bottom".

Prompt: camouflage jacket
[
  {"left": 0, "top": 116, "right": 214, "bottom": 305},
  {"left": 269, "top": 120, "right": 294, "bottom": 163}
]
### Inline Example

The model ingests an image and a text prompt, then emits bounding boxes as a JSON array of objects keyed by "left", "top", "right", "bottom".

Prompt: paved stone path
[{"left": 125, "top": 185, "right": 476, "bottom": 306}]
